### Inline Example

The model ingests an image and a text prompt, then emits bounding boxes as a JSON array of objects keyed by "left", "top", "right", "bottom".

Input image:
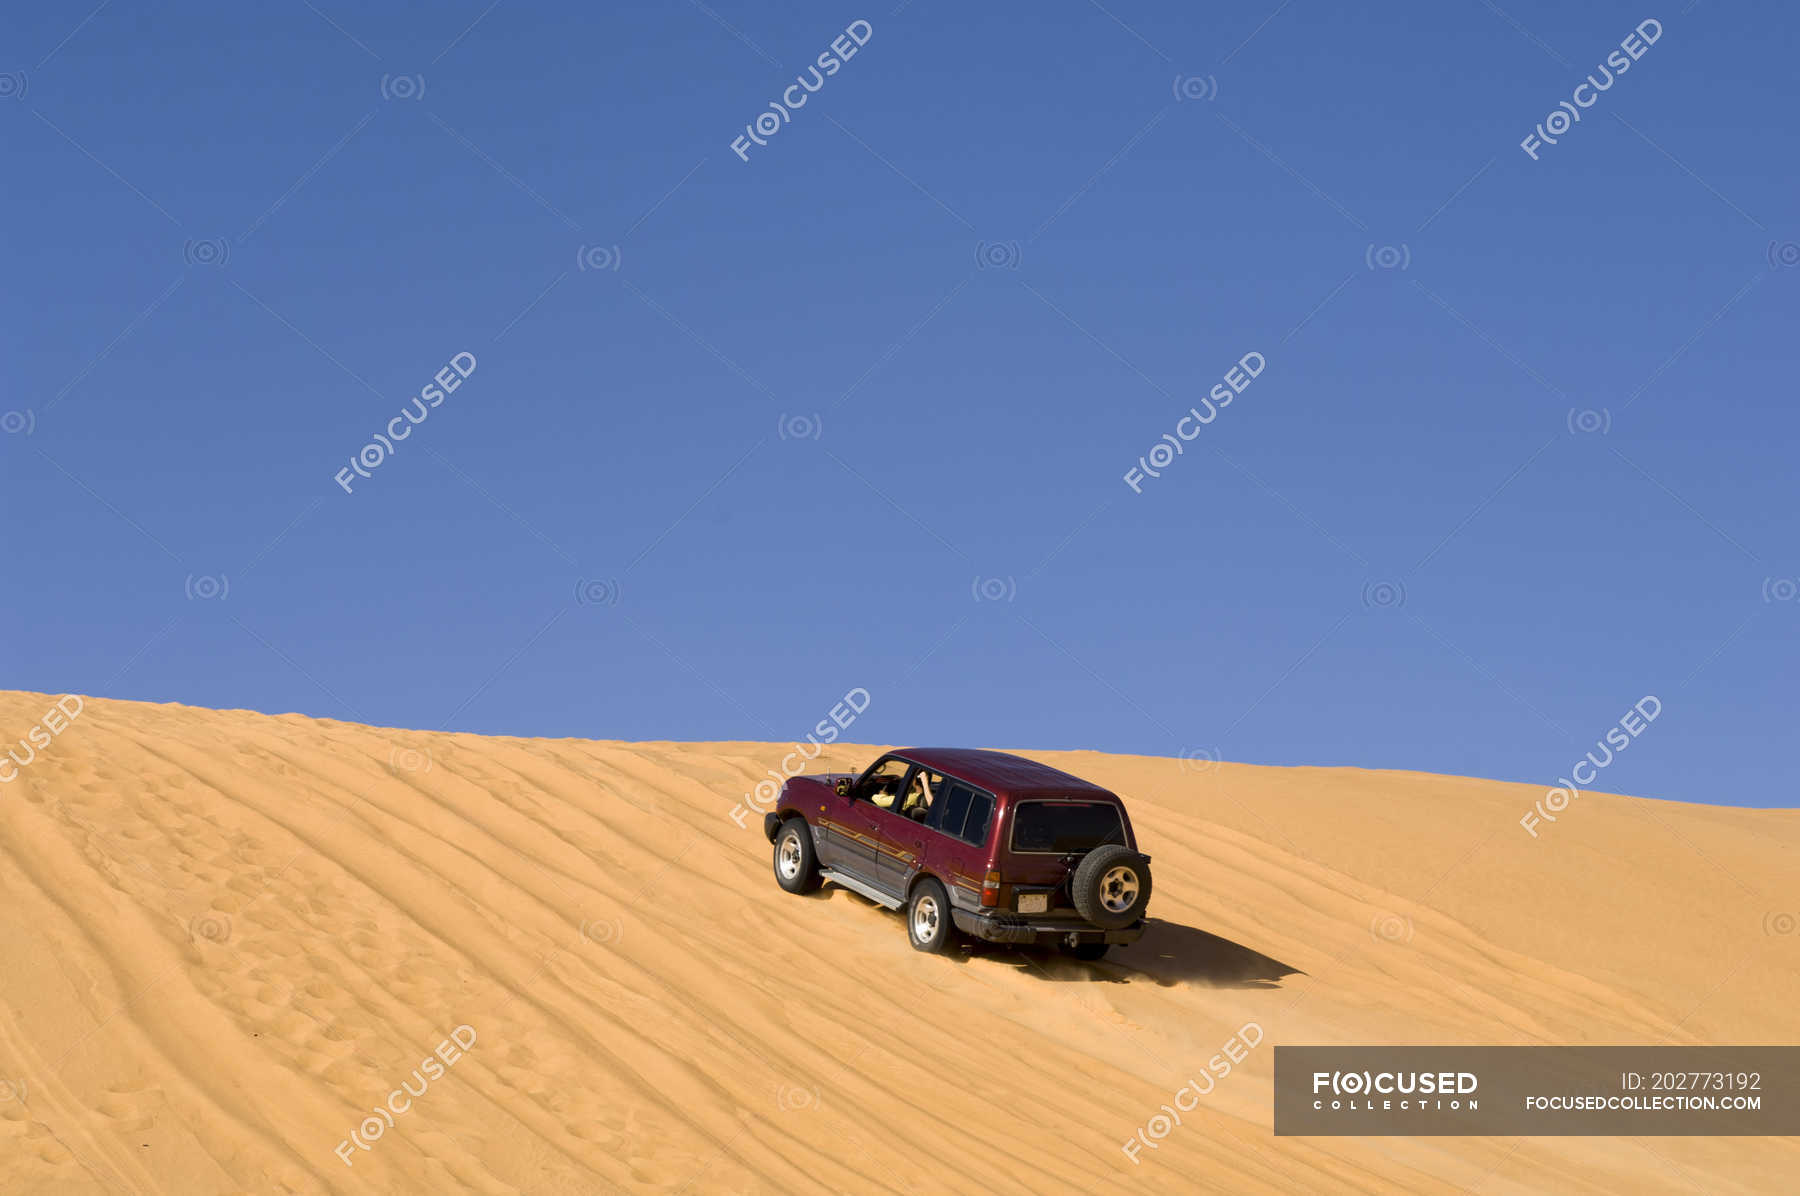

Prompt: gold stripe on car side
[
  {"left": 818, "top": 818, "right": 877, "bottom": 849},
  {"left": 817, "top": 826, "right": 977, "bottom": 891},
  {"left": 819, "top": 818, "right": 917, "bottom": 864}
]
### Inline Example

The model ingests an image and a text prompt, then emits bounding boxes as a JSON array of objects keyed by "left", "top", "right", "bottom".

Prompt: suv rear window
[
  {"left": 928, "top": 781, "right": 994, "bottom": 847},
  {"left": 1010, "top": 801, "right": 1125, "bottom": 853}
]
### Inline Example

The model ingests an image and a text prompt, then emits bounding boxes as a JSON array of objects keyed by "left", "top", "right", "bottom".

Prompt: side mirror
[{"left": 834, "top": 777, "right": 853, "bottom": 797}]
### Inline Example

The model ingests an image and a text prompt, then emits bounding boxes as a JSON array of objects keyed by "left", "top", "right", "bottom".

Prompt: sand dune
[{"left": 0, "top": 690, "right": 1795, "bottom": 1194}]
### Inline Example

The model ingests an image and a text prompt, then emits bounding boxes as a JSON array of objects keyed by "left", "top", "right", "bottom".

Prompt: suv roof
[{"left": 893, "top": 747, "right": 1115, "bottom": 800}]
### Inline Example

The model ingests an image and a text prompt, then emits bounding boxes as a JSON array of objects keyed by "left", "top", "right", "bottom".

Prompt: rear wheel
[
  {"left": 907, "top": 878, "right": 954, "bottom": 954},
  {"left": 772, "top": 819, "right": 821, "bottom": 894},
  {"left": 1064, "top": 942, "right": 1110, "bottom": 962}
]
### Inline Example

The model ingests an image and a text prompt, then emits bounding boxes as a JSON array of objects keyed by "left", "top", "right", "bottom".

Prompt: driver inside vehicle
[{"left": 860, "top": 760, "right": 907, "bottom": 809}]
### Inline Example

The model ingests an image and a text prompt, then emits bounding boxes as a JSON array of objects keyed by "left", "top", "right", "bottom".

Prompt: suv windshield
[{"left": 1010, "top": 800, "right": 1125, "bottom": 853}]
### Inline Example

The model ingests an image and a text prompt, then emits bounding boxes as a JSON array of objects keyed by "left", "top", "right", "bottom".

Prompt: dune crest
[{"left": 0, "top": 691, "right": 1795, "bottom": 1193}]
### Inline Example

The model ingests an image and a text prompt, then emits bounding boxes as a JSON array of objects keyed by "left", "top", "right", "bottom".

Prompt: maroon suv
[{"left": 763, "top": 748, "right": 1152, "bottom": 958}]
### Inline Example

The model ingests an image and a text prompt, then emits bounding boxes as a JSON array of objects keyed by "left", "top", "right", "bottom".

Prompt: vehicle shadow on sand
[{"left": 968, "top": 918, "right": 1303, "bottom": 989}]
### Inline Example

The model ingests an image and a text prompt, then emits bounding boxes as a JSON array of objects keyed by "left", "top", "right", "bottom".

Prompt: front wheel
[
  {"left": 907, "top": 878, "right": 955, "bottom": 954},
  {"left": 772, "top": 819, "right": 821, "bottom": 894}
]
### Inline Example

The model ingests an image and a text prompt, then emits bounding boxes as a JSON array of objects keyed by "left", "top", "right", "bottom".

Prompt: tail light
[{"left": 981, "top": 869, "right": 1001, "bottom": 907}]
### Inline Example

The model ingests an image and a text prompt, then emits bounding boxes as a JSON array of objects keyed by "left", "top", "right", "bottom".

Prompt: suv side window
[
  {"left": 961, "top": 789, "right": 994, "bottom": 846},
  {"left": 900, "top": 768, "right": 944, "bottom": 822},
  {"left": 930, "top": 783, "right": 969, "bottom": 837},
  {"left": 927, "top": 781, "right": 995, "bottom": 847},
  {"left": 853, "top": 756, "right": 914, "bottom": 811}
]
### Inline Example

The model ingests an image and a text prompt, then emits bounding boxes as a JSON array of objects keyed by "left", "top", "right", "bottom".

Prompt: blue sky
[{"left": 3, "top": 2, "right": 1794, "bottom": 806}]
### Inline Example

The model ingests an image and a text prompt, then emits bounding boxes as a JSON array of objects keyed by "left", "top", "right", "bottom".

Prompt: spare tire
[{"left": 1069, "top": 844, "right": 1152, "bottom": 929}]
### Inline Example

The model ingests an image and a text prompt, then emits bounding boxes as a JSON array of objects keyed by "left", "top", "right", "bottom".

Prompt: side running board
[{"left": 819, "top": 867, "right": 904, "bottom": 910}]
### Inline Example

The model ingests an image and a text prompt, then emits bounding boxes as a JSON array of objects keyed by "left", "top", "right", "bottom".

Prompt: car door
[
  {"left": 810, "top": 780, "right": 857, "bottom": 873},
  {"left": 826, "top": 755, "right": 911, "bottom": 883},
  {"left": 865, "top": 766, "right": 944, "bottom": 894},
  {"left": 918, "top": 777, "right": 997, "bottom": 909}
]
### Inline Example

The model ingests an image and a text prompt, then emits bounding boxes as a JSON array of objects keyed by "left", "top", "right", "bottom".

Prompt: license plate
[{"left": 1017, "top": 893, "right": 1048, "bottom": 914}]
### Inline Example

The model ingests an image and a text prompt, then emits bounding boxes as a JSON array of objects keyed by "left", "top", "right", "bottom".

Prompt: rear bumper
[{"left": 951, "top": 909, "right": 1145, "bottom": 946}]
